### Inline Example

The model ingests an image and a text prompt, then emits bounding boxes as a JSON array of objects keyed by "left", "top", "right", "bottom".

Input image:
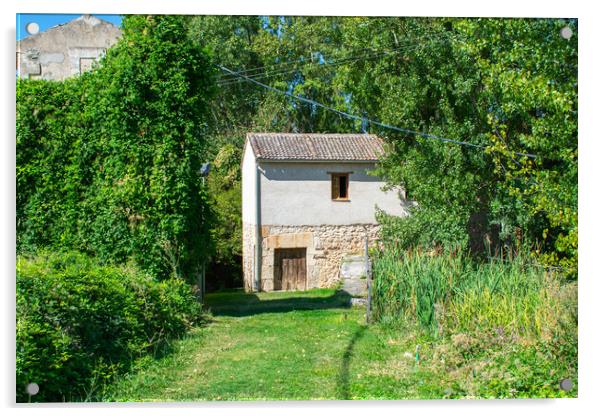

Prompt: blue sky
[{"left": 17, "top": 14, "right": 123, "bottom": 40}]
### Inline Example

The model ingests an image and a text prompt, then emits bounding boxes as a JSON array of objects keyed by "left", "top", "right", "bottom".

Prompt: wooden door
[{"left": 274, "top": 248, "right": 306, "bottom": 291}]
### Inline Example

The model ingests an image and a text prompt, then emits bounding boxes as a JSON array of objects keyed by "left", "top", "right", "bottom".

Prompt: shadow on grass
[
  {"left": 204, "top": 289, "right": 353, "bottom": 317},
  {"left": 336, "top": 325, "right": 368, "bottom": 400}
]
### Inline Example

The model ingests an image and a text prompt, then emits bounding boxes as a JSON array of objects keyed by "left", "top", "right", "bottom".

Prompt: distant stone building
[
  {"left": 241, "top": 133, "right": 410, "bottom": 292},
  {"left": 17, "top": 14, "right": 121, "bottom": 80}
]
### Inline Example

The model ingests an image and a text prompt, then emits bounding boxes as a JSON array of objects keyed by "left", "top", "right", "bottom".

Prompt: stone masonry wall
[
  {"left": 263, "top": 224, "right": 380, "bottom": 291},
  {"left": 242, "top": 223, "right": 380, "bottom": 292}
]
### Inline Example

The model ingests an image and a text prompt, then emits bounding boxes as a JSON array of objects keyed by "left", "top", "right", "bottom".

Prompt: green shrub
[{"left": 16, "top": 251, "right": 203, "bottom": 402}]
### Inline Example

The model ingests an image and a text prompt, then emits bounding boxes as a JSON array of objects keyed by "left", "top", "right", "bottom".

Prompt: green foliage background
[
  {"left": 15, "top": 14, "right": 578, "bottom": 402},
  {"left": 18, "top": 16, "right": 577, "bottom": 286},
  {"left": 187, "top": 16, "right": 577, "bottom": 278}
]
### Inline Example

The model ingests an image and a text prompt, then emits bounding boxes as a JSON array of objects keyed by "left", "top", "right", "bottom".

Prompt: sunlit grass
[
  {"left": 102, "top": 286, "right": 576, "bottom": 401},
  {"left": 101, "top": 289, "right": 445, "bottom": 401}
]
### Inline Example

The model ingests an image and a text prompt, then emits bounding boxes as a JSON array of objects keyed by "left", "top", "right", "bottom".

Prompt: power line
[
  {"left": 216, "top": 37, "right": 436, "bottom": 80},
  {"left": 218, "top": 32, "right": 455, "bottom": 85},
  {"left": 218, "top": 65, "right": 539, "bottom": 159},
  {"left": 217, "top": 44, "right": 390, "bottom": 82},
  {"left": 217, "top": 32, "right": 456, "bottom": 86},
  {"left": 217, "top": 44, "right": 422, "bottom": 87}
]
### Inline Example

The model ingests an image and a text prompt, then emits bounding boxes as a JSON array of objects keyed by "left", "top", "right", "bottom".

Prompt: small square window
[
  {"left": 331, "top": 173, "right": 349, "bottom": 201},
  {"left": 79, "top": 57, "right": 96, "bottom": 74},
  {"left": 24, "top": 63, "right": 41, "bottom": 76}
]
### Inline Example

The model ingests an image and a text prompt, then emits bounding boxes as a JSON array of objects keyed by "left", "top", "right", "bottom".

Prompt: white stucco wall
[
  {"left": 241, "top": 141, "right": 257, "bottom": 225},
  {"left": 256, "top": 161, "right": 409, "bottom": 226}
]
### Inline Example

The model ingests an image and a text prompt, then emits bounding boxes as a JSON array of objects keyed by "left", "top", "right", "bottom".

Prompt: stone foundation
[{"left": 242, "top": 222, "right": 380, "bottom": 292}]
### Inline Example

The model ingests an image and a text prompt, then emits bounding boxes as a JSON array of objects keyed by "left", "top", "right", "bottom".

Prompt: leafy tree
[
  {"left": 460, "top": 18, "right": 578, "bottom": 274},
  {"left": 205, "top": 144, "right": 243, "bottom": 289},
  {"left": 337, "top": 18, "right": 494, "bottom": 252},
  {"left": 335, "top": 17, "right": 577, "bottom": 274}
]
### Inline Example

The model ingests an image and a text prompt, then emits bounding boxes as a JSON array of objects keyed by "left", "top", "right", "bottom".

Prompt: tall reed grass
[{"left": 372, "top": 246, "right": 566, "bottom": 339}]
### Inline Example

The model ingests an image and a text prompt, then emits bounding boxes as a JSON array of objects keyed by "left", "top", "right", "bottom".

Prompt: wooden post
[
  {"left": 365, "top": 234, "right": 372, "bottom": 324},
  {"left": 200, "top": 176, "right": 206, "bottom": 303},
  {"left": 202, "top": 263, "right": 206, "bottom": 300}
]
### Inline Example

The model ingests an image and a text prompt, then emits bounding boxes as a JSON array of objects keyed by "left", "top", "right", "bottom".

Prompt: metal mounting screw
[
  {"left": 26, "top": 383, "right": 39, "bottom": 396},
  {"left": 560, "top": 26, "right": 573, "bottom": 40},
  {"left": 559, "top": 378, "right": 573, "bottom": 391}
]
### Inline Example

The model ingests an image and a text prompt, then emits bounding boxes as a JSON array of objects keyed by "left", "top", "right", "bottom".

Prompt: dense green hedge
[{"left": 16, "top": 252, "right": 203, "bottom": 402}]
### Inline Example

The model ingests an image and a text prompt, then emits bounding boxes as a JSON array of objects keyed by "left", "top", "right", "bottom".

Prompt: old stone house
[
  {"left": 242, "top": 133, "right": 409, "bottom": 292},
  {"left": 17, "top": 14, "right": 121, "bottom": 80}
]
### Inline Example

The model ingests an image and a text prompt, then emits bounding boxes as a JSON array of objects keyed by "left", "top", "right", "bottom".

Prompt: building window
[
  {"left": 79, "top": 57, "right": 96, "bottom": 74},
  {"left": 331, "top": 173, "right": 349, "bottom": 201}
]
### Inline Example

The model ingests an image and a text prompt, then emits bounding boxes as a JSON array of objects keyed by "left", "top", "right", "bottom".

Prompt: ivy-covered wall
[{"left": 17, "top": 15, "right": 216, "bottom": 282}]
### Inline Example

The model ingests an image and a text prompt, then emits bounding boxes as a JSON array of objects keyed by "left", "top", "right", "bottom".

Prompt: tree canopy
[{"left": 189, "top": 16, "right": 577, "bottom": 277}]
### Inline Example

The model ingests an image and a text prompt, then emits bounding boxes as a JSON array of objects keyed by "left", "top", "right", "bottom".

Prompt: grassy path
[{"left": 104, "top": 289, "right": 444, "bottom": 401}]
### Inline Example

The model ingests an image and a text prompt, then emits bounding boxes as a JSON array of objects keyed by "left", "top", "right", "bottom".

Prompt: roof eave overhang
[{"left": 256, "top": 158, "right": 379, "bottom": 163}]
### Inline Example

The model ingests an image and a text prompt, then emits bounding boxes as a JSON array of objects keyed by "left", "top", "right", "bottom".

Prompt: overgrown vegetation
[
  {"left": 16, "top": 15, "right": 216, "bottom": 402},
  {"left": 16, "top": 251, "right": 203, "bottom": 402},
  {"left": 17, "top": 15, "right": 215, "bottom": 282},
  {"left": 18, "top": 15, "right": 576, "bottom": 287},
  {"left": 372, "top": 246, "right": 577, "bottom": 397}
]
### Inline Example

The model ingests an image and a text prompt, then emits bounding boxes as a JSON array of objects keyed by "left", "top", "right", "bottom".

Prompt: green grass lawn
[
  {"left": 102, "top": 287, "right": 576, "bottom": 401},
  {"left": 103, "top": 288, "right": 447, "bottom": 401}
]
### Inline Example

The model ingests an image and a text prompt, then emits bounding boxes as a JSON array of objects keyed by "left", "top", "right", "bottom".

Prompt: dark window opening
[
  {"left": 331, "top": 173, "right": 349, "bottom": 200},
  {"left": 339, "top": 176, "right": 348, "bottom": 198}
]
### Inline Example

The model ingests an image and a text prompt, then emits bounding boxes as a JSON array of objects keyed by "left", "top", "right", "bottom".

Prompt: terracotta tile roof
[{"left": 247, "top": 133, "right": 385, "bottom": 161}]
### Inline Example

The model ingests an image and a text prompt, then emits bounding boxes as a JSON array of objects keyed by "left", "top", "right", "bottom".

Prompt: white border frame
[{"left": 3, "top": 1, "right": 600, "bottom": 415}]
